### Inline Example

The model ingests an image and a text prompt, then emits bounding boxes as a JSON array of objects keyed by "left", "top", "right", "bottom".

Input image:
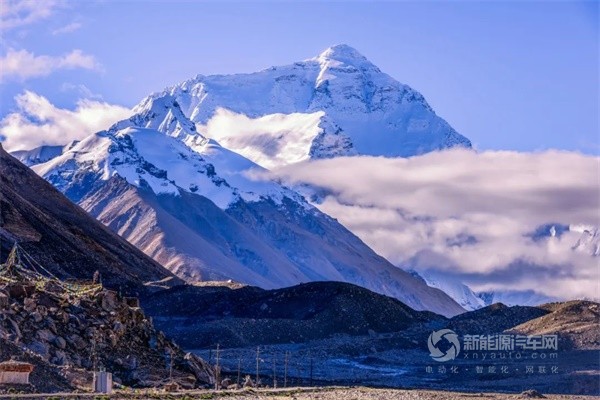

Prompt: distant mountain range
[
  {"left": 411, "top": 269, "right": 555, "bottom": 311},
  {"left": 14, "top": 44, "right": 591, "bottom": 315}
]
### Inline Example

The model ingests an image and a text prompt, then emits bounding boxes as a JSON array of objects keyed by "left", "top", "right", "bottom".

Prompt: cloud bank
[
  {"left": 0, "top": 91, "right": 131, "bottom": 151},
  {"left": 264, "top": 150, "right": 600, "bottom": 300},
  {"left": 0, "top": 48, "right": 102, "bottom": 81}
]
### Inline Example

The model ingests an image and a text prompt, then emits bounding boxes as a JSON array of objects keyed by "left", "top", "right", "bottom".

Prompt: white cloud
[
  {"left": 262, "top": 150, "right": 600, "bottom": 301},
  {"left": 60, "top": 82, "right": 102, "bottom": 100},
  {"left": 0, "top": 91, "right": 131, "bottom": 151},
  {"left": 0, "top": 48, "right": 102, "bottom": 82},
  {"left": 52, "top": 21, "right": 81, "bottom": 35},
  {"left": 0, "top": 0, "right": 61, "bottom": 31}
]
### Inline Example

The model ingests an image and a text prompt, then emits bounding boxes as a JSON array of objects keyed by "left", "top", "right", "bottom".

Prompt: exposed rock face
[{"left": 0, "top": 284, "right": 214, "bottom": 391}]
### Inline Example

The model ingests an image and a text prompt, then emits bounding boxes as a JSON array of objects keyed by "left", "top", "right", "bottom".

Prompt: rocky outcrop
[{"left": 0, "top": 283, "right": 214, "bottom": 391}]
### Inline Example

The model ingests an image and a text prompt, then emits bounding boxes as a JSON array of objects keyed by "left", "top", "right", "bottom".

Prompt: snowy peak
[
  {"left": 313, "top": 44, "right": 378, "bottom": 75},
  {"left": 135, "top": 44, "right": 471, "bottom": 168},
  {"left": 570, "top": 224, "right": 600, "bottom": 256},
  {"left": 11, "top": 141, "right": 79, "bottom": 167},
  {"left": 317, "top": 44, "right": 369, "bottom": 63},
  {"left": 118, "top": 95, "right": 203, "bottom": 142},
  {"left": 410, "top": 270, "right": 485, "bottom": 311},
  {"left": 33, "top": 117, "right": 303, "bottom": 209},
  {"left": 529, "top": 223, "right": 600, "bottom": 257}
]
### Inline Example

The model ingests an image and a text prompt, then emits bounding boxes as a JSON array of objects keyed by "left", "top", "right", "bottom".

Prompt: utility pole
[
  {"left": 309, "top": 352, "right": 313, "bottom": 387},
  {"left": 215, "top": 344, "right": 220, "bottom": 390},
  {"left": 255, "top": 346, "right": 260, "bottom": 387},
  {"left": 272, "top": 355, "right": 277, "bottom": 388},
  {"left": 284, "top": 351, "right": 289, "bottom": 388},
  {"left": 237, "top": 356, "right": 242, "bottom": 388},
  {"left": 91, "top": 336, "right": 97, "bottom": 372},
  {"left": 169, "top": 347, "right": 174, "bottom": 383}
]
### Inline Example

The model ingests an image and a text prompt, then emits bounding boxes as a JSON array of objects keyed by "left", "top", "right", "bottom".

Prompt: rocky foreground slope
[{"left": 0, "top": 282, "right": 213, "bottom": 393}]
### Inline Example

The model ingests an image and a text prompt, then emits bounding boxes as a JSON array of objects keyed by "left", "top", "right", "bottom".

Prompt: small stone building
[
  {"left": 93, "top": 371, "right": 113, "bottom": 394},
  {"left": 0, "top": 359, "right": 34, "bottom": 384}
]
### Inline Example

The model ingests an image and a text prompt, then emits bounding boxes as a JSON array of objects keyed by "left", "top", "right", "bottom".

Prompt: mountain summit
[
  {"left": 134, "top": 44, "right": 471, "bottom": 168},
  {"left": 313, "top": 44, "right": 375, "bottom": 69}
]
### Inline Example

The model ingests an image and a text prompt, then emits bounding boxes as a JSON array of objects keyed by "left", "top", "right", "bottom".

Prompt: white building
[
  {"left": 93, "top": 371, "right": 113, "bottom": 394},
  {"left": 0, "top": 359, "right": 34, "bottom": 385}
]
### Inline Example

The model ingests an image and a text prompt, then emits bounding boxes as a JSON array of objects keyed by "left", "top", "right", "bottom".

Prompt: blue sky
[{"left": 0, "top": 0, "right": 598, "bottom": 153}]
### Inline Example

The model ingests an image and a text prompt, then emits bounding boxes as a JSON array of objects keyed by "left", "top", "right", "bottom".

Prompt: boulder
[
  {"left": 184, "top": 352, "right": 215, "bottom": 385},
  {"left": 0, "top": 293, "right": 9, "bottom": 309},
  {"left": 36, "top": 328, "right": 55, "bottom": 343},
  {"left": 7, "top": 284, "right": 35, "bottom": 299},
  {"left": 100, "top": 291, "right": 119, "bottom": 312},
  {"left": 23, "top": 297, "right": 37, "bottom": 312},
  {"left": 31, "top": 311, "right": 43, "bottom": 323},
  {"left": 53, "top": 336, "right": 67, "bottom": 349},
  {"left": 68, "top": 334, "right": 87, "bottom": 351},
  {"left": 25, "top": 340, "right": 50, "bottom": 360},
  {"left": 124, "top": 297, "right": 140, "bottom": 308},
  {"left": 221, "top": 377, "right": 232, "bottom": 389}
]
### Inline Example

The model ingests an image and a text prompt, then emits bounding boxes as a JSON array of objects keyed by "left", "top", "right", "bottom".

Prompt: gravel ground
[
  {"left": 220, "top": 387, "right": 594, "bottom": 399},
  {"left": 1, "top": 387, "right": 593, "bottom": 400},
  {"left": 238, "top": 388, "right": 590, "bottom": 400}
]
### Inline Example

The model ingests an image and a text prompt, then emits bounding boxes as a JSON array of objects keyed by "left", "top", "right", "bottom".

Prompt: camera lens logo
[{"left": 428, "top": 329, "right": 460, "bottom": 362}]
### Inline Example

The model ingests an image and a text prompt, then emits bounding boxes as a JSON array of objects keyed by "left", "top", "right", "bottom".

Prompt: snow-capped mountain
[
  {"left": 137, "top": 44, "right": 471, "bottom": 168},
  {"left": 410, "top": 270, "right": 485, "bottom": 311},
  {"left": 527, "top": 223, "right": 599, "bottom": 257},
  {"left": 570, "top": 224, "right": 600, "bottom": 256},
  {"left": 11, "top": 141, "right": 79, "bottom": 166},
  {"left": 477, "top": 290, "right": 555, "bottom": 307},
  {"left": 411, "top": 269, "right": 556, "bottom": 310},
  {"left": 31, "top": 104, "right": 465, "bottom": 317}
]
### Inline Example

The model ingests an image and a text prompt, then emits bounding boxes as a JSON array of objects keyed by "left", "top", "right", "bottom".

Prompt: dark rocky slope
[
  {"left": 142, "top": 281, "right": 445, "bottom": 348},
  {"left": 447, "top": 303, "right": 550, "bottom": 334},
  {"left": 0, "top": 144, "right": 180, "bottom": 295}
]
